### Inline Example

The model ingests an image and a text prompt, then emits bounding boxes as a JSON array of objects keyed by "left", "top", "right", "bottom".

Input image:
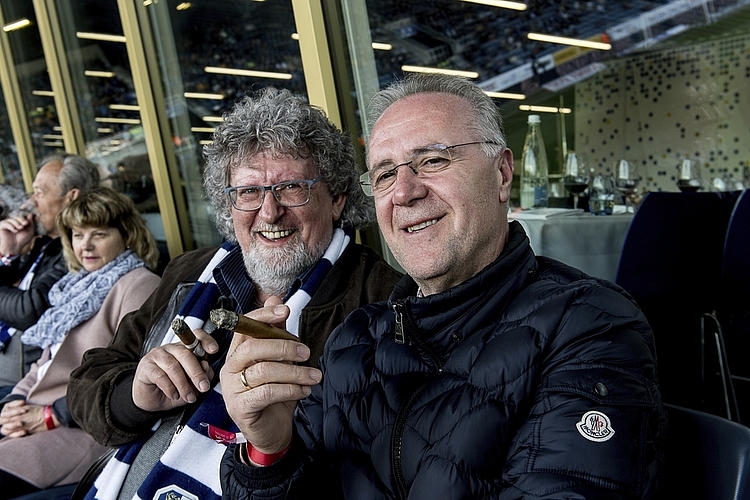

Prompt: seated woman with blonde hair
[{"left": 0, "top": 186, "right": 161, "bottom": 496}]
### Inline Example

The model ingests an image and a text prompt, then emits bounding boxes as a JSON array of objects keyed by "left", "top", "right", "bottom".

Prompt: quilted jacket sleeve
[{"left": 499, "top": 280, "right": 665, "bottom": 499}]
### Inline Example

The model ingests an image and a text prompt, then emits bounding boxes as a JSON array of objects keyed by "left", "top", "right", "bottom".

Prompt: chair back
[
  {"left": 721, "top": 189, "right": 750, "bottom": 310},
  {"left": 615, "top": 191, "right": 740, "bottom": 415},
  {"left": 719, "top": 189, "right": 750, "bottom": 421},
  {"left": 616, "top": 191, "right": 739, "bottom": 310},
  {"left": 663, "top": 403, "right": 750, "bottom": 499}
]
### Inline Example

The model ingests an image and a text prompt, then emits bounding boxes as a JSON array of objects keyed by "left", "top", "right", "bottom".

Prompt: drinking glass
[
  {"left": 562, "top": 152, "right": 590, "bottom": 210},
  {"left": 614, "top": 159, "right": 639, "bottom": 213},
  {"left": 677, "top": 158, "right": 702, "bottom": 192},
  {"left": 588, "top": 173, "right": 615, "bottom": 215}
]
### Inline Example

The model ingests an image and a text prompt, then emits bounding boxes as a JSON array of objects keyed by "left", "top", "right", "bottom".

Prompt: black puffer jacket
[{"left": 222, "top": 222, "right": 666, "bottom": 499}]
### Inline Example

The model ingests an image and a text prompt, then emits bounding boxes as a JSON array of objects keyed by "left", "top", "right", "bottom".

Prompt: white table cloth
[{"left": 510, "top": 209, "right": 634, "bottom": 282}]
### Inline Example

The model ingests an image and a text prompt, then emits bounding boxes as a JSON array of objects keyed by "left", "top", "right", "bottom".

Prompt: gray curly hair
[{"left": 203, "top": 87, "right": 374, "bottom": 242}]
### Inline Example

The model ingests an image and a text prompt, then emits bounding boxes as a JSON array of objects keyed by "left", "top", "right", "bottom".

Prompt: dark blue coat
[{"left": 222, "top": 222, "right": 665, "bottom": 499}]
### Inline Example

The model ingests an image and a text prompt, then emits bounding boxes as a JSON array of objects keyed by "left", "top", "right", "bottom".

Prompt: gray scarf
[{"left": 21, "top": 250, "right": 145, "bottom": 349}]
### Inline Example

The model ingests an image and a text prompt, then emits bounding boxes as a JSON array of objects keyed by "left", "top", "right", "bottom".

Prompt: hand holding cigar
[
  {"left": 209, "top": 308, "right": 299, "bottom": 341},
  {"left": 171, "top": 317, "right": 208, "bottom": 360}
]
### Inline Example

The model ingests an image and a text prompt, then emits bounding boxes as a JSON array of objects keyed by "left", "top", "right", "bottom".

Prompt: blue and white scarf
[
  {"left": 87, "top": 229, "right": 351, "bottom": 500},
  {"left": 21, "top": 250, "right": 145, "bottom": 349},
  {"left": 0, "top": 243, "right": 47, "bottom": 351}
]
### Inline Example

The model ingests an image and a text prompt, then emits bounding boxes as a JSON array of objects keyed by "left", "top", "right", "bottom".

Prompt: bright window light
[
  {"left": 460, "top": 0, "right": 527, "bottom": 11},
  {"left": 519, "top": 105, "right": 572, "bottom": 114},
  {"left": 3, "top": 19, "right": 31, "bottom": 32},
  {"left": 401, "top": 65, "right": 479, "bottom": 78},
  {"left": 204, "top": 66, "right": 292, "bottom": 80},
  {"left": 485, "top": 91, "right": 526, "bottom": 100},
  {"left": 527, "top": 33, "right": 611, "bottom": 50}
]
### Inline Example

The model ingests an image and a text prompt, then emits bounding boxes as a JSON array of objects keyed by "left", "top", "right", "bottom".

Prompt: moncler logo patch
[
  {"left": 576, "top": 410, "right": 615, "bottom": 442},
  {"left": 153, "top": 485, "right": 199, "bottom": 500}
]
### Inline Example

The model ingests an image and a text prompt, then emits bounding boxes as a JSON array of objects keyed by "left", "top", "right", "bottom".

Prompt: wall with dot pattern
[{"left": 575, "top": 33, "right": 750, "bottom": 192}]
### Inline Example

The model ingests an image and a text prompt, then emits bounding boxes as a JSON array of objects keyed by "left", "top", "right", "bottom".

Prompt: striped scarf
[{"left": 87, "top": 229, "right": 350, "bottom": 500}]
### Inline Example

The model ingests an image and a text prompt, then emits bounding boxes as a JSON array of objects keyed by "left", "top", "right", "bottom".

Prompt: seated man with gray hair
[{"left": 0, "top": 154, "right": 100, "bottom": 394}]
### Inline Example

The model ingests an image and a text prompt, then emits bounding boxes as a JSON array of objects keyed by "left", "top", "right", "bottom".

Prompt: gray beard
[{"left": 242, "top": 235, "right": 327, "bottom": 297}]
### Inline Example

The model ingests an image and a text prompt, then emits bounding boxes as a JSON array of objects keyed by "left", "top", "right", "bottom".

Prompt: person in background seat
[
  {"left": 0, "top": 153, "right": 100, "bottom": 398},
  {"left": 0, "top": 187, "right": 160, "bottom": 496}
]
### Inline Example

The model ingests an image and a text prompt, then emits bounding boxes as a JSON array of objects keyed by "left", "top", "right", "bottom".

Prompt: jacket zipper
[
  {"left": 391, "top": 300, "right": 443, "bottom": 498},
  {"left": 392, "top": 380, "right": 429, "bottom": 499},
  {"left": 394, "top": 302, "right": 406, "bottom": 344}
]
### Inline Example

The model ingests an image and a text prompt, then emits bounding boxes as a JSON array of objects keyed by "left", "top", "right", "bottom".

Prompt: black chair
[
  {"left": 615, "top": 191, "right": 741, "bottom": 418},
  {"left": 663, "top": 403, "right": 750, "bottom": 499},
  {"left": 721, "top": 189, "right": 750, "bottom": 307},
  {"left": 718, "top": 189, "right": 750, "bottom": 420}
]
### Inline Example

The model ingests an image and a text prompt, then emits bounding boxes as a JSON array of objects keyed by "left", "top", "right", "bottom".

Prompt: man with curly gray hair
[
  {"left": 202, "top": 88, "right": 376, "bottom": 297},
  {"left": 204, "top": 87, "right": 374, "bottom": 240},
  {"left": 67, "top": 87, "right": 401, "bottom": 500}
]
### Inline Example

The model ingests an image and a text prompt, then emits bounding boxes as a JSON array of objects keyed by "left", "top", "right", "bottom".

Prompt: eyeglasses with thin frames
[
  {"left": 360, "top": 141, "right": 498, "bottom": 196},
  {"left": 225, "top": 177, "right": 322, "bottom": 212}
]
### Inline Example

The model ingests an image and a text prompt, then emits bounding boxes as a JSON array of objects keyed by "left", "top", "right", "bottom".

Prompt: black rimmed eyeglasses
[
  {"left": 360, "top": 141, "right": 499, "bottom": 196},
  {"left": 225, "top": 177, "right": 322, "bottom": 212}
]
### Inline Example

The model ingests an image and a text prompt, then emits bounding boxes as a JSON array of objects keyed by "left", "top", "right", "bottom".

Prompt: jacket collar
[
  {"left": 388, "top": 222, "right": 536, "bottom": 349},
  {"left": 306, "top": 242, "right": 361, "bottom": 307}
]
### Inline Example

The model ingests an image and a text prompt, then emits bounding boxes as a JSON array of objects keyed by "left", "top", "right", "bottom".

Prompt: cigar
[
  {"left": 171, "top": 317, "right": 208, "bottom": 360},
  {"left": 209, "top": 308, "right": 298, "bottom": 341}
]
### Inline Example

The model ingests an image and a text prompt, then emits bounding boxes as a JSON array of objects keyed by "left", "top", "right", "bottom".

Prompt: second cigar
[
  {"left": 209, "top": 308, "right": 299, "bottom": 341},
  {"left": 171, "top": 317, "right": 208, "bottom": 360}
]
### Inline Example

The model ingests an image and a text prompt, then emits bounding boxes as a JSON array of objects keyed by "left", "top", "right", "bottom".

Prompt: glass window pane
[
  {"left": 0, "top": 89, "right": 25, "bottom": 216},
  {"left": 54, "top": 0, "right": 166, "bottom": 265},
  {"left": 1, "top": 0, "right": 63, "bottom": 162},
  {"left": 145, "top": 0, "right": 307, "bottom": 248},
  {"left": 351, "top": 0, "right": 750, "bottom": 206}
]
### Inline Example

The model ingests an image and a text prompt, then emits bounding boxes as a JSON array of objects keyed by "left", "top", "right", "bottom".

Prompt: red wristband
[
  {"left": 246, "top": 441, "right": 291, "bottom": 466},
  {"left": 43, "top": 405, "right": 55, "bottom": 430}
]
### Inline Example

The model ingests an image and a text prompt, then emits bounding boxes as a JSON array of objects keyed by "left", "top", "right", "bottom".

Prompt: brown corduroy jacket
[{"left": 67, "top": 242, "right": 402, "bottom": 448}]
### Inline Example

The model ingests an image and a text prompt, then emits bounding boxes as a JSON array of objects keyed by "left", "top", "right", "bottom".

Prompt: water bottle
[{"left": 520, "top": 114, "right": 549, "bottom": 209}]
